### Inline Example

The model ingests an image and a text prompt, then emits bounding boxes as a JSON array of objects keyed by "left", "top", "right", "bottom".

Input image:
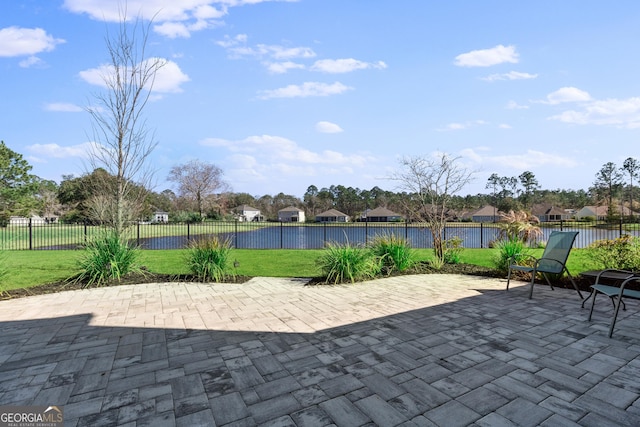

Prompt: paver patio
[{"left": 1, "top": 274, "right": 640, "bottom": 426}]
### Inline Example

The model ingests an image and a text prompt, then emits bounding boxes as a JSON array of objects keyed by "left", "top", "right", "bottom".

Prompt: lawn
[{"left": 0, "top": 247, "right": 599, "bottom": 292}]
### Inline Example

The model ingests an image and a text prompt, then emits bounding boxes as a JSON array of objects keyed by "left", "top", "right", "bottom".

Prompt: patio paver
[{"left": 1, "top": 274, "right": 640, "bottom": 426}]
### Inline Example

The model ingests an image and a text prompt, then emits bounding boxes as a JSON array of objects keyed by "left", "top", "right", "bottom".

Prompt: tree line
[{"left": 2, "top": 140, "right": 638, "bottom": 225}]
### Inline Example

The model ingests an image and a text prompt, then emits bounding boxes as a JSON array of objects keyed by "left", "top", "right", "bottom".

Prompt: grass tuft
[
  {"left": 185, "top": 236, "right": 235, "bottom": 282},
  {"left": 72, "top": 231, "right": 142, "bottom": 287}
]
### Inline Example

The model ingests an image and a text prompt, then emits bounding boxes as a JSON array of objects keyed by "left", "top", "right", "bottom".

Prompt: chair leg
[
  {"left": 541, "top": 273, "right": 555, "bottom": 291},
  {"left": 506, "top": 267, "right": 512, "bottom": 291},
  {"left": 566, "top": 272, "right": 583, "bottom": 299},
  {"left": 528, "top": 272, "right": 536, "bottom": 299},
  {"left": 588, "top": 290, "right": 598, "bottom": 321},
  {"left": 609, "top": 296, "right": 624, "bottom": 338}
]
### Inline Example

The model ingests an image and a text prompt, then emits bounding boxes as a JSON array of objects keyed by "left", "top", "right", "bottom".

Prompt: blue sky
[{"left": 2, "top": 1, "right": 640, "bottom": 198}]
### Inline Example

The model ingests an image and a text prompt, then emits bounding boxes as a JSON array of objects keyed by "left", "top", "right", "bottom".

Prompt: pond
[{"left": 137, "top": 224, "right": 637, "bottom": 250}]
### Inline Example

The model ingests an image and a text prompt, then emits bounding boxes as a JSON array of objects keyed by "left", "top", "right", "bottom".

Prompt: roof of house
[
  {"left": 471, "top": 205, "right": 498, "bottom": 217},
  {"left": 234, "top": 205, "right": 259, "bottom": 212},
  {"left": 531, "top": 204, "right": 566, "bottom": 216},
  {"left": 365, "top": 207, "right": 402, "bottom": 217},
  {"left": 278, "top": 206, "right": 304, "bottom": 213},
  {"left": 579, "top": 205, "right": 637, "bottom": 216},
  {"left": 316, "top": 209, "right": 348, "bottom": 217}
]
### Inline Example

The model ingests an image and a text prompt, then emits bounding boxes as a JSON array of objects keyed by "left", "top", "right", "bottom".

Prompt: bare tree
[
  {"left": 391, "top": 153, "right": 475, "bottom": 261},
  {"left": 168, "top": 160, "right": 227, "bottom": 217},
  {"left": 86, "top": 11, "right": 165, "bottom": 237}
]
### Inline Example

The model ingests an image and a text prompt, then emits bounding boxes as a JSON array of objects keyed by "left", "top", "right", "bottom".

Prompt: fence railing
[{"left": 1, "top": 219, "right": 639, "bottom": 251}]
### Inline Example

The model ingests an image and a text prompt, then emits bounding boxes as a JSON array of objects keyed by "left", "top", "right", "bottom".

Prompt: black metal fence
[{"left": 2, "top": 219, "right": 639, "bottom": 250}]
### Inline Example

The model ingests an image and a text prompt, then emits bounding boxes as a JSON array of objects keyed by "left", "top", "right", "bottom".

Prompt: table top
[{"left": 581, "top": 269, "right": 639, "bottom": 281}]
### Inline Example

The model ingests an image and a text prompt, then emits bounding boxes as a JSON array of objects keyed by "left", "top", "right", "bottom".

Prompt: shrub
[
  {"left": 186, "top": 236, "right": 235, "bottom": 282},
  {"left": 493, "top": 238, "right": 530, "bottom": 273},
  {"left": 73, "top": 231, "right": 141, "bottom": 287},
  {"left": 587, "top": 234, "right": 640, "bottom": 271},
  {"left": 443, "top": 236, "right": 464, "bottom": 264},
  {"left": 369, "top": 233, "right": 415, "bottom": 275},
  {"left": 316, "top": 241, "right": 380, "bottom": 284}
]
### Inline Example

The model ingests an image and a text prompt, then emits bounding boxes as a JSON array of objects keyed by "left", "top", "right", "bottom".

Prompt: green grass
[{"left": 0, "top": 247, "right": 599, "bottom": 292}]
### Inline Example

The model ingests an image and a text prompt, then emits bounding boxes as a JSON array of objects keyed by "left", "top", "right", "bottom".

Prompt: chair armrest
[
  {"left": 509, "top": 253, "right": 537, "bottom": 265},
  {"left": 618, "top": 276, "right": 640, "bottom": 298}
]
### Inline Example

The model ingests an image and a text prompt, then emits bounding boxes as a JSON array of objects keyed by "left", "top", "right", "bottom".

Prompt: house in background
[
  {"left": 315, "top": 209, "right": 349, "bottom": 223},
  {"left": 531, "top": 204, "right": 571, "bottom": 222},
  {"left": 8, "top": 215, "right": 48, "bottom": 226},
  {"left": 470, "top": 205, "right": 499, "bottom": 223},
  {"left": 362, "top": 207, "right": 403, "bottom": 222},
  {"left": 152, "top": 211, "right": 169, "bottom": 223},
  {"left": 575, "top": 205, "right": 638, "bottom": 221},
  {"left": 278, "top": 206, "right": 305, "bottom": 222},
  {"left": 233, "top": 205, "right": 263, "bottom": 222}
]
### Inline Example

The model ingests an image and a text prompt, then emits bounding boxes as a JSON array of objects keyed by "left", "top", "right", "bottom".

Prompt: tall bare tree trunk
[{"left": 86, "top": 11, "right": 165, "bottom": 238}]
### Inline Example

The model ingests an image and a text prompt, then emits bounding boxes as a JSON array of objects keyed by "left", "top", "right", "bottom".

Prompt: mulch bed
[{"left": 1, "top": 263, "right": 593, "bottom": 300}]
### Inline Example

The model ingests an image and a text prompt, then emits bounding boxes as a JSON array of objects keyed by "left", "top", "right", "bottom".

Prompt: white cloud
[
  {"left": 454, "top": 44, "right": 519, "bottom": 67},
  {"left": 44, "top": 103, "right": 84, "bottom": 112},
  {"left": 200, "top": 134, "right": 375, "bottom": 187},
  {"left": 310, "top": 59, "right": 387, "bottom": 74},
  {"left": 543, "top": 87, "right": 591, "bottom": 105},
  {"left": 264, "top": 61, "right": 305, "bottom": 74},
  {"left": 316, "top": 121, "right": 343, "bottom": 133},
  {"left": 257, "top": 82, "right": 352, "bottom": 99},
  {"left": 79, "top": 58, "right": 189, "bottom": 94},
  {"left": 506, "top": 100, "right": 529, "bottom": 110},
  {"left": 481, "top": 71, "right": 538, "bottom": 81},
  {"left": 461, "top": 148, "right": 577, "bottom": 170},
  {"left": 549, "top": 97, "right": 640, "bottom": 128},
  {"left": 0, "top": 26, "right": 65, "bottom": 57},
  {"left": 19, "top": 56, "right": 45, "bottom": 68},
  {"left": 63, "top": 0, "right": 296, "bottom": 38},
  {"left": 25, "top": 142, "right": 97, "bottom": 160},
  {"left": 438, "top": 120, "right": 488, "bottom": 131},
  {"left": 219, "top": 36, "right": 316, "bottom": 60},
  {"left": 498, "top": 124, "right": 512, "bottom": 129}
]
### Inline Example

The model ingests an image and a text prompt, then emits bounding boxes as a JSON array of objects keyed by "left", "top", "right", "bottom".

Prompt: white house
[
  {"left": 278, "top": 206, "right": 305, "bottom": 222},
  {"left": 152, "top": 211, "right": 169, "bottom": 223},
  {"left": 8, "top": 215, "right": 47, "bottom": 226},
  {"left": 233, "top": 205, "right": 262, "bottom": 222}
]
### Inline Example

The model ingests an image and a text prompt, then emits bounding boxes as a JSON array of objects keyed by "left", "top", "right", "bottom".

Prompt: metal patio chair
[{"left": 506, "top": 231, "right": 583, "bottom": 299}]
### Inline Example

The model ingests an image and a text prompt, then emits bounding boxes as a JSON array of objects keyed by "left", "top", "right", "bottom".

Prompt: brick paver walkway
[{"left": 1, "top": 274, "right": 640, "bottom": 426}]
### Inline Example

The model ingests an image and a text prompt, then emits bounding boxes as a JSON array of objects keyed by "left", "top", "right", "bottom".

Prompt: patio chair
[
  {"left": 587, "top": 269, "right": 640, "bottom": 337},
  {"left": 506, "top": 231, "right": 583, "bottom": 299}
]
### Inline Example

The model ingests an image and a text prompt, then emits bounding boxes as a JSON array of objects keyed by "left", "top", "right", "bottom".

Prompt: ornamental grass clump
[
  {"left": 186, "top": 236, "right": 235, "bottom": 282},
  {"left": 316, "top": 241, "right": 380, "bottom": 284},
  {"left": 73, "top": 231, "right": 142, "bottom": 287},
  {"left": 369, "top": 232, "right": 415, "bottom": 275},
  {"left": 493, "top": 238, "right": 530, "bottom": 273}
]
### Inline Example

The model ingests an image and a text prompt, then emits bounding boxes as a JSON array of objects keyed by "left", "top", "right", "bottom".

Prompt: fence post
[
  {"left": 187, "top": 222, "right": 190, "bottom": 243},
  {"left": 29, "top": 218, "right": 33, "bottom": 250},
  {"left": 137, "top": 222, "right": 140, "bottom": 247},
  {"left": 235, "top": 220, "right": 238, "bottom": 248},
  {"left": 560, "top": 220, "right": 564, "bottom": 231},
  {"left": 323, "top": 222, "right": 327, "bottom": 246},
  {"left": 365, "top": 220, "right": 368, "bottom": 245},
  {"left": 480, "top": 223, "right": 483, "bottom": 248},
  {"left": 620, "top": 219, "right": 623, "bottom": 237},
  {"left": 280, "top": 222, "right": 284, "bottom": 249},
  {"left": 84, "top": 222, "right": 87, "bottom": 244}
]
